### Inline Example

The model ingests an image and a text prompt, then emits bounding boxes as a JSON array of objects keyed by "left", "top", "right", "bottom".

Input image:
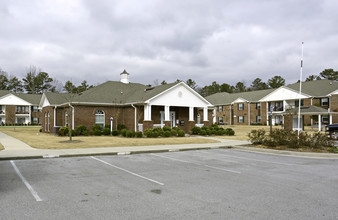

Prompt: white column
[
  {"left": 230, "top": 105, "right": 232, "bottom": 125},
  {"left": 213, "top": 108, "right": 216, "bottom": 124},
  {"left": 164, "top": 106, "right": 170, "bottom": 121},
  {"left": 266, "top": 102, "right": 269, "bottom": 126},
  {"left": 54, "top": 107, "right": 57, "bottom": 127},
  {"left": 28, "top": 105, "right": 31, "bottom": 124},
  {"left": 189, "top": 107, "right": 194, "bottom": 121},
  {"left": 144, "top": 104, "right": 152, "bottom": 120},
  {"left": 72, "top": 107, "right": 75, "bottom": 130},
  {"left": 203, "top": 107, "right": 208, "bottom": 121},
  {"left": 318, "top": 114, "right": 322, "bottom": 131},
  {"left": 330, "top": 114, "right": 333, "bottom": 124}
]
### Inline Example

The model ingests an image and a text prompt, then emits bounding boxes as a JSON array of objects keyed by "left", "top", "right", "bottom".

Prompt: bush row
[
  {"left": 144, "top": 126, "right": 185, "bottom": 138},
  {"left": 248, "top": 129, "right": 333, "bottom": 149},
  {"left": 191, "top": 125, "right": 235, "bottom": 136}
]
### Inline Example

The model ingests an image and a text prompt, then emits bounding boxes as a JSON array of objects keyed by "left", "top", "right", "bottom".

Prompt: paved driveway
[{"left": 1, "top": 149, "right": 337, "bottom": 219}]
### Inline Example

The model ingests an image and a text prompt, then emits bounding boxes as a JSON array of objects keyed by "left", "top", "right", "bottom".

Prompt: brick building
[
  {"left": 40, "top": 70, "right": 213, "bottom": 133},
  {"left": 206, "top": 79, "right": 338, "bottom": 131},
  {"left": 0, "top": 90, "right": 41, "bottom": 125}
]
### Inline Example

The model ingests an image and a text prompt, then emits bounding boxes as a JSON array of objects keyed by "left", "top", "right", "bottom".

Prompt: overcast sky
[{"left": 1, "top": 0, "right": 338, "bottom": 88}]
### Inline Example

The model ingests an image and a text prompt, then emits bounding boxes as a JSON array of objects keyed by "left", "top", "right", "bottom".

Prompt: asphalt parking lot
[{"left": 1, "top": 149, "right": 338, "bottom": 220}]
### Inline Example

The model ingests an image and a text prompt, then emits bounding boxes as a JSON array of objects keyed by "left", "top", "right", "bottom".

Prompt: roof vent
[
  {"left": 120, "top": 69, "right": 130, "bottom": 84},
  {"left": 144, "top": 87, "right": 154, "bottom": 92}
]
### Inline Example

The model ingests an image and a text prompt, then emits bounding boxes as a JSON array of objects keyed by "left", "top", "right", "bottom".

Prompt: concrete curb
[{"left": 0, "top": 145, "right": 233, "bottom": 161}]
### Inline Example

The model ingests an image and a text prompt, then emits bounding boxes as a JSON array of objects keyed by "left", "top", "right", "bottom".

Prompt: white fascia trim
[
  {"left": 231, "top": 97, "right": 249, "bottom": 104},
  {"left": 145, "top": 82, "right": 213, "bottom": 107},
  {"left": 0, "top": 93, "right": 33, "bottom": 105},
  {"left": 259, "top": 86, "right": 311, "bottom": 102}
]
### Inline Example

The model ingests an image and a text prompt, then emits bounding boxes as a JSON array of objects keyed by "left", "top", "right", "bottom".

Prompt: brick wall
[{"left": 5, "top": 105, "right": 15, "bottom": 124}]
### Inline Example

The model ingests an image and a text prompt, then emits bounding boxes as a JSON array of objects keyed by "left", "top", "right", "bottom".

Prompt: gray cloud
[{"left": 1, "top": 0, "right": 338, "bottom": 89}]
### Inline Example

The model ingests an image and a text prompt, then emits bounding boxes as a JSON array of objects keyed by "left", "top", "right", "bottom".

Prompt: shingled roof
[
  {"left": 287, "top": 79, "right": 338, "bottom": 97},
  {"left": 43, "top": 81, "right": 182, "bottom": 105},
  {"left": 206, "top": 79, "right": 338, "bottom": 105},
  {"left": 206, "top": 88, "right": 275, "bottom": 105}
]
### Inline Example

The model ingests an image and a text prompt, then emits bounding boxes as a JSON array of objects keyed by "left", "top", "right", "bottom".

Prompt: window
[
  {"left": 44, "top": 113, "right": 47, "bottom": 131},
  {"left": 95, "top": 110, "right": 105, "bottom": 128},
  {"left": 47, "top": 112, "right": 50, "bottom": 132},
  {"left": 65, "top": 112, "right": 69, "bottom": 127},
  {"left": 322, "top": 115, "right": 329, "bottom": 124},
  {"left": 238, "top": 116, "right": 244, "bottom": 123},
  {"left": 218, "top": 106, "right": 223, "bottom": 112},
  {"left": 32, "top": 106, "right": 39, "bottom": 112},
  {"left": 238, "top": 103, "right": 244, "bottom": 110},
  {"left": 295, "top": 100, "right": 304, "bottom": 107},
  {"left": 321, "top": 98, "right": 329, "bottom": 106},
  {"left": 16, "top": 106, "right": 28, "bottom": 114},
  {"left": 218, "top": 117, "right": 224, "bottom": 124},
  {"left": 256, "top": 103, "right": 261, "bottom": 110},
  {"left": 33, "top": 117, "right": 39, "bottom": 124},
  {"left": 197, "top": 113, "right": 201, "bottom": 124},
  {"left": 256, "top": 116, "right": 261, "bottom": 123}
]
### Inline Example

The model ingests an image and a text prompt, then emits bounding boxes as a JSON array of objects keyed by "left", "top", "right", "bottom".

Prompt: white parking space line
[
  {"left": 10, "top": 161, "right": 42, "bottom": 202},
  {"left": 90, "top": 156, "right": 164, "bottom": 186},
  {"left": 216, "top": 151, "right": 296, "bottom": 166},
  {"left": 151, "top": 154, "right": 241, "bottom": 174}
]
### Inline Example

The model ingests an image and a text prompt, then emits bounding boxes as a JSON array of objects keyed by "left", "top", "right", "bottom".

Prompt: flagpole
[{"left": 298, "top": 42, "right": 304, "bottom": 137}]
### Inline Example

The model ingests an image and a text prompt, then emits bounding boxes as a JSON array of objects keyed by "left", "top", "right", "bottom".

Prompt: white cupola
[{"left": 120, "top": 69, "right": 130, "bottom": 84}]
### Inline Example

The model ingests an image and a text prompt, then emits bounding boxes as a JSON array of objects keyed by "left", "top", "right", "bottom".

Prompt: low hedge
[{"left": 191, "top": 125, "right": 235, "bottom": 136}]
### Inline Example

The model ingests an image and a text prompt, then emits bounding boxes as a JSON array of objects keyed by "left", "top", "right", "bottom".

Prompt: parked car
[{"left": 325, "top": 124, "right": 338, "bottom": 140}]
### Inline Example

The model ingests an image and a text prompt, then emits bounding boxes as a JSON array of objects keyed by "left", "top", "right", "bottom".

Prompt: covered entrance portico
[
  {"left": 140, "top": 83, "right": 213, "bottom": 132},
  {"left": 283, "top": 106, "right": 338, "bottom": 131}
]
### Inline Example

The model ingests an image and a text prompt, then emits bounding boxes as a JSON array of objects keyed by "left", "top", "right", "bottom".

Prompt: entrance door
[
  {"left": 160, "top": 111, "right": 175, "bottom": 127},
  {"left": 170, "top": 112, "right": 175, "bottom": 127}
]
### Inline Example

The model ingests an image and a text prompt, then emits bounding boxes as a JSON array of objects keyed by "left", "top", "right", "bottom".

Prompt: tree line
[
  {"left": 172, "top": 69, "right": 337, "bottom": 97},
  {"left": 0, "top": 66, "right": 93, "bottom": 94},
  {"left": 1, "top": 66, "right": 337, "bottom": 96}
]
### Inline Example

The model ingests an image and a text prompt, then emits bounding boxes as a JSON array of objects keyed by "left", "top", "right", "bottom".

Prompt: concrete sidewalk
[{"left": 1, "top": 131, "right": 338, "bottom": 160}]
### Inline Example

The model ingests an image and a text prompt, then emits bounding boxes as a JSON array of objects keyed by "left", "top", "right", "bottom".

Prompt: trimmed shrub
[
  {"left": 136, "top": 131, "right": 143, "bottom": 138},
  {"left": 103, "top": 127, "right": 111, "bottom": 136},
  {"left": 112, "top": 130, "right": 119, "bottom": 136},
  {"left": 224, "top": 128, "right": 235, "bottom": 136},
  {"left": 163, "top": 126, "right": 171, "bottom": 132},
  {"left": 76, "top": 125, "right": 88, "bottom": 136},
  {"left": 163, "top": 131, "right": 171, "bottom": 137},
  {"left": 58, "top": 126, "right": 69, "bottom": 136},
  {"left": 191, "top": 126, "right": 201, "bottom": 135},
  {"left": 91, "top": 124, "right": 102, "bottom": 132},
  {"left": 126, "top": 130, "right": 135, "bottom": 138},
  {"left": 177, "top": 130, "right": 185, "bottom": 137},
  {"left": 152, "top": 131, "right": 159, "bottom": 138},
  {"left": 171, "top": 130, "right": 178, "bottom": 137},
  {"left": 144, "top": 129, "right": 153, "bottom": 138},
  {"left": 93, "top": 129, "right": 102, "bottom": 136},
  {"left": 121, "top": 129, "right": 128, "bottom": 137},
  {"left": 117, "top": 124, "right": 126, "bottom": 131},
  {"left": 200, "top": 130, "right": 207, "bottom": 136}
]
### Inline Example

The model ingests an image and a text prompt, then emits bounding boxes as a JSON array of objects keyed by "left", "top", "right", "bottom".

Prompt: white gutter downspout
[
  {"left": 54, "top": 106, "right": 57, "bottom": 127},
  {"left": 131, "top": 104, "right": 137, "bottom": 132}
]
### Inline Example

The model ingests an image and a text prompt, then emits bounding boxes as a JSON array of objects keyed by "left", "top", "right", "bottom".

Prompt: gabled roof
[
  {"left": 0, "top": 90, "right": 41, "bottom": 105},
  {"left": 43, "top": 92, "right": 76, "bottom": 105},
  {"left": 72, "top": 81, "right": 181, "bottom": 104},
  {"left": 287, "top": 79, "right": 338, "bottom": 97},
  {"left": 15, "top": 93, "right": 42, "bottom": 105},
  {"left": 0, "top": 90, "right": 10, "bottom": 97},
  {"left": 206, "top": 88, "right": 275, "bottom": 105},
  {"left": 285, "top": 105, "right": 336, "bottom": 115}
]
